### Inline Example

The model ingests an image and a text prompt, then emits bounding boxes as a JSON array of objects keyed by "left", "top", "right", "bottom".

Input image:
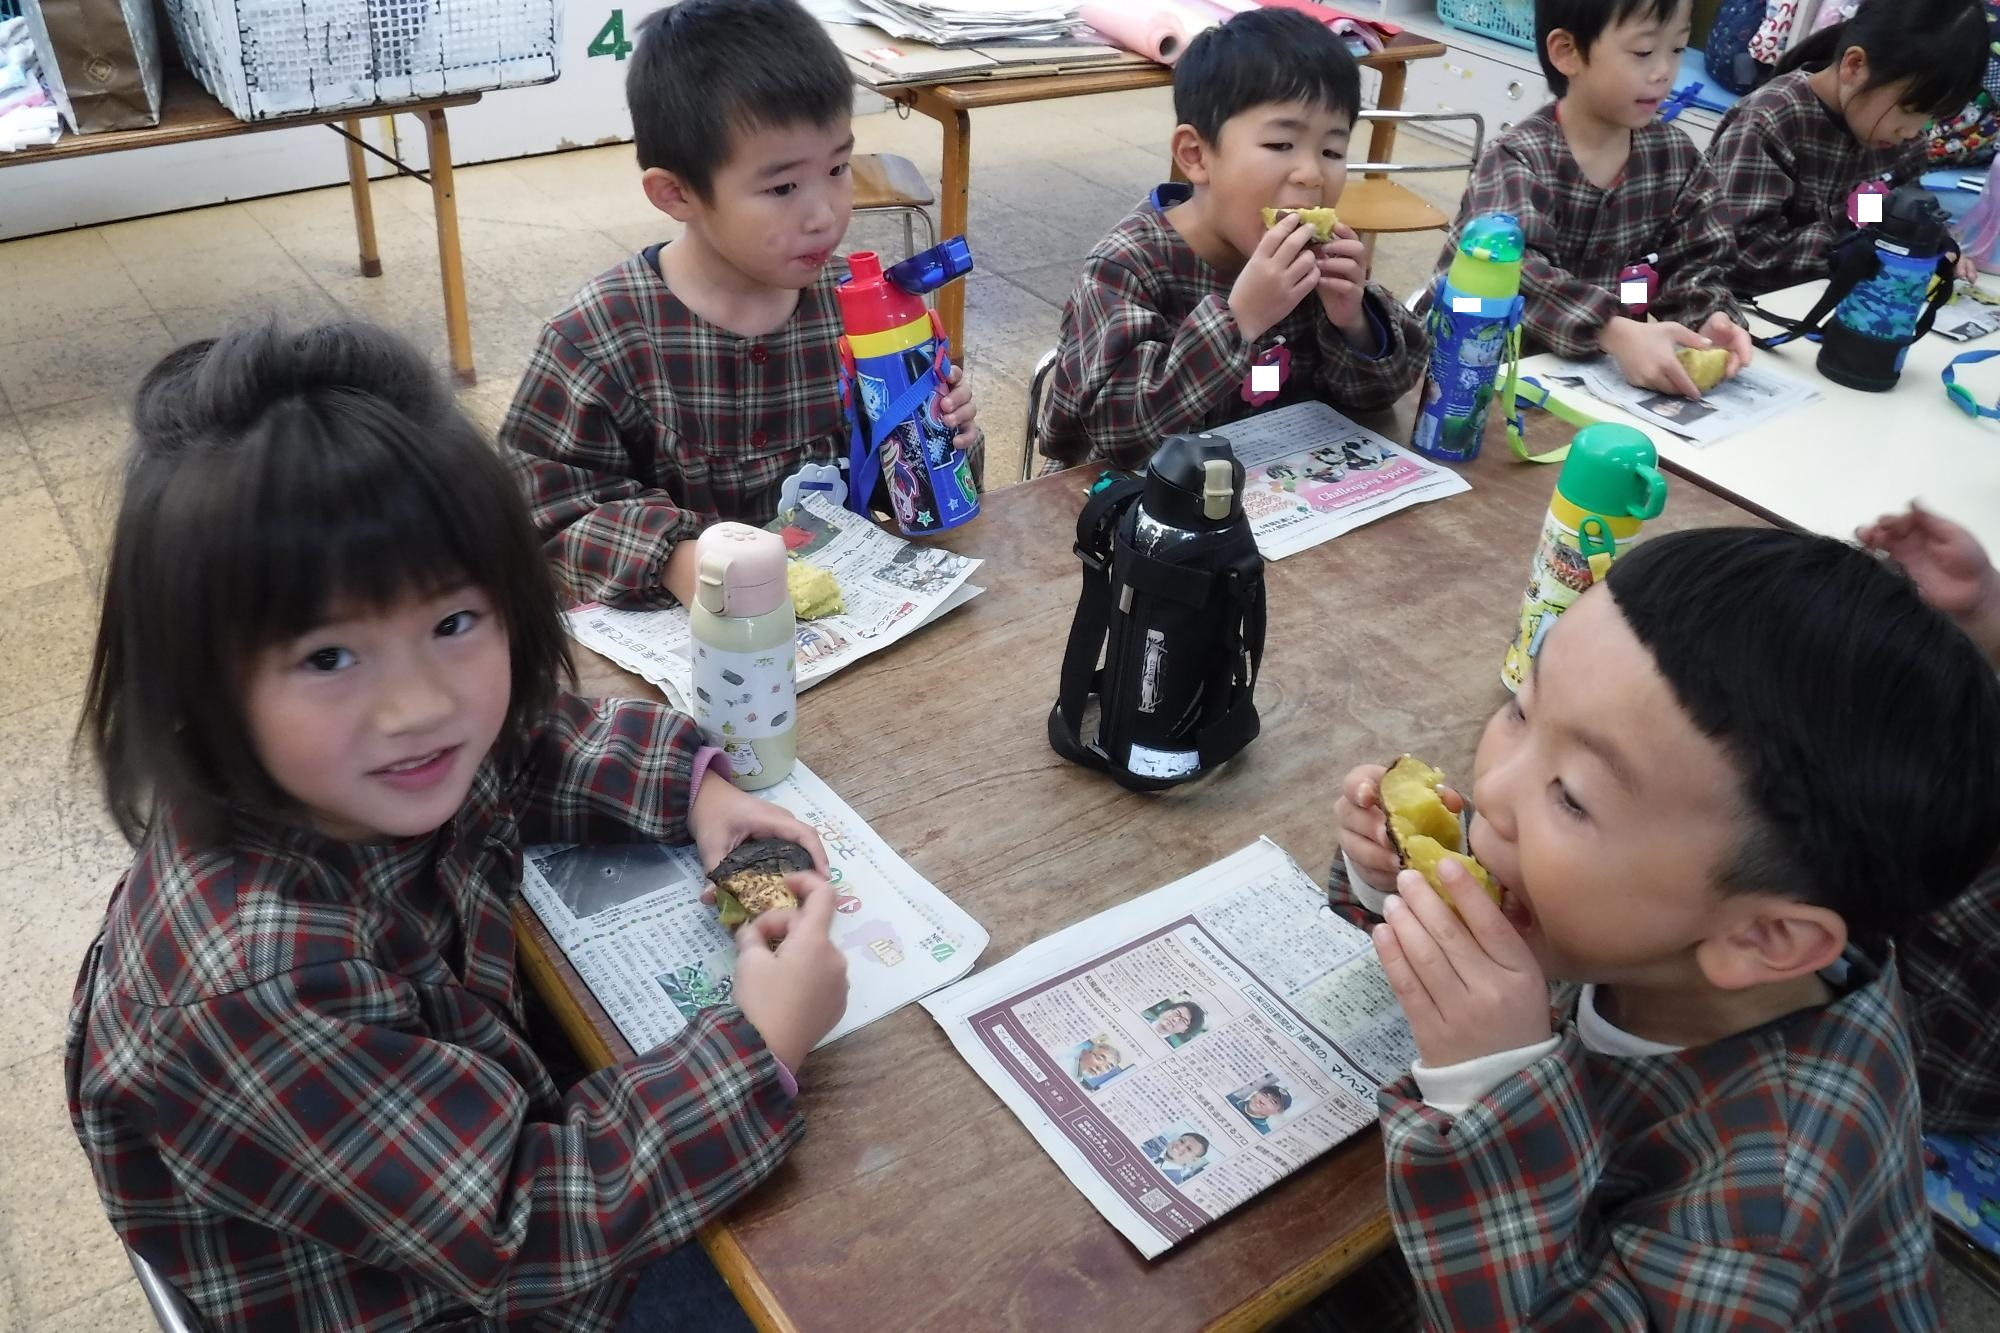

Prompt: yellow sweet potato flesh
[
  {"left": 1260, "top": 206, "right": 1340, "bottom": 241},
  {"left": 1380, "top": 755, "right": 1501, "bottom": 909},
  {"left": 1675, "top": 346, "right": 1729, "bottom": 393}
]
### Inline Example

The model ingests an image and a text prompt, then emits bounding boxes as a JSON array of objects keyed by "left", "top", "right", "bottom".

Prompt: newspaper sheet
[
  {"left": 1935, "top": 289, "right": 2000, "bottom": 343},
  {"left": 1534, "top": 354, "right": 1821, "bottom": 447},
  {"left": 923, "top": 839, "right": 1415, "bottom": 1258},
  {"left": 522, "top": 761, "right": 988, "bottom": 1054},
  {"left": 1217, "top": 401, "right": 1472, "bottom": 561},
  {"left": 564, "top": 495, "right": 983, "bottom": 711}
]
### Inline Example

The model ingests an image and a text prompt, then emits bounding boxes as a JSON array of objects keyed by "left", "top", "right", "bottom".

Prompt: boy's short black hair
[
  {"left": 627, "top": 0, "right": 852, "bottom": 201},
  {"left": 1535, "top": 0, "right": 1685, "bottom": 97},
  {"left": 82, "top": 320, "right": 572, "bottom": 846},
  {"left": 1604, "top": 528, "right": 2000, "bottom": 938},
  {"left": 1173, "top": 9, "right": 1362, "bottom": 145}
]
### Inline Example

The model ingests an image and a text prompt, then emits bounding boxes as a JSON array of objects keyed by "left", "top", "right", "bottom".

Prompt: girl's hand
[
  {"left": 1335, "top": 764, "right": 1463, "bottom": 900},
  {"left": 731, "top": 876, "right": 849, "bottom": 1072},
  {"left": 1858, "top": 502, "right": 2000, "bottom": 662},
  {"left": 1373, "top": 864, "right": 1549, "bottom": 1068},
  {"left": 935, "top": 365, "right": 980, "bottom": 449},
  {"left": 1960, "top": 252, "right": 1983, "bottom": 287},
  {"left": 688, "top": 776, "right": 830, "bottom": 879}
]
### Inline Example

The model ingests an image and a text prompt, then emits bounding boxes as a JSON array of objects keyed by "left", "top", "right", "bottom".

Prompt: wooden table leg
[
  {"left": 343, "top": 117, "right": 383, "bottom": 278},
  {"left": 1367, "top": 60, "right": 1409, "bottom": 166},
  {"left": 910, "top": 90, "right": 972, "bottom": 362},
  {"left": 423, "top": 107, "right": 477, "bottom": 386}
]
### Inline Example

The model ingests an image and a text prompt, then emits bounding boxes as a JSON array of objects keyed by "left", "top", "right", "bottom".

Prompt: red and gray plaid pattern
[
  {"left": 1326, "top": 859, "right": 1940, "bottom": 1329},
  {"left": 1901, "top": 863, "right": 2000, "bottom": 1136},
  {"left": 1435, "top": 107, "right": 1744, "bottom": 358},
  {"left": 1710, "top": 71, "right": 1930, "bottom": 297},
  {"left": 1038, "top": 194, "right": 1427, "bottom": 473},
  {"left": 501, "top": 251, "right": 851, "bottom": 610},
  {"left": 66, "top": 694, "right": 801, "bottom": 1333}
]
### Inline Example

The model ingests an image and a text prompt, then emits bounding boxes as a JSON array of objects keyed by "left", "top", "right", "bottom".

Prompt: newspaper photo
[
  {"left": 923, "top": 839, "right": 1416, "bottom": 1259},
  {"left": 522, "top": 761, "right": 988, "bottom": 1055},
  {"left": 564, "top": 494, "right": 984, "bottom": 711},
  {"left": 1935, "top": 288, "right": 2000, "bottom": 343},
  {"left": 1534, "top": 354, "right": 1820, "bottom": 448},
  {"left": 1217, "top": 401, "right": 1472, "bottom": 562}
]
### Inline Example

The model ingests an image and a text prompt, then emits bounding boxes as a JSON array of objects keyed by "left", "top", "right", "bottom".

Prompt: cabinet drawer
[{"left": 1398, "top": 43, "right": 1549, "bottom": 143}]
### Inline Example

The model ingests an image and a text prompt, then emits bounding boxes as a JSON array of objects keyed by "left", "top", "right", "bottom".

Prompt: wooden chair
[
  {"left": 1342, "top": 110, "right": 1486, "bottom": 271},
  {"left": 850, "top": 153, "right": 937, "bottom": 260}
]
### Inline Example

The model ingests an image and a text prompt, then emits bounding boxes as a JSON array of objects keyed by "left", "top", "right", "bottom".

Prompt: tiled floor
[{"left": 0, "top": 86, "right": 1995, "bottom": 1329}]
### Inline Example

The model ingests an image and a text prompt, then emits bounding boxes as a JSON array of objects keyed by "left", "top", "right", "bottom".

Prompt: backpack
[{"left": 1707, "top": 0, "right": 1776, "bottom": 93}]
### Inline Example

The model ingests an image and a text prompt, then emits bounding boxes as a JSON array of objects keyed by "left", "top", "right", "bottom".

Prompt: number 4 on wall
[{"left": 588, "top": 10, "right": 634, "bottom": 60}]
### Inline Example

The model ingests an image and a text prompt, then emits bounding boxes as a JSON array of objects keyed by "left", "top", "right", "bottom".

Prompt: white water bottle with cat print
[{"left": 689, "top": 523, "right": 796, "bottom": 790}]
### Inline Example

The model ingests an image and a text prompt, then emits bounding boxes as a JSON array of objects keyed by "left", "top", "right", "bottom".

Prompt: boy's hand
[
  {"left": 689, "top": 777, "right": 831, "bottom": 881},
  {"left": 731, "top": 876, "right": 849, "bottom": 1073},
  {"left": 1373, "top": 865, "right": 1550, "bottom": 1068},
  {"left": 1700, "top": 312, "right": 1753, "bottom": 380},
  {"left": 1335, "top": 764, "right": 1463, "bottom": 900},
  {"left": 1314, "top": 223, "right": 1372, "bottom": 346},
  {"left": 1858, "top": 502, "right": 2000, "bottom": 661},
  {"left": 1230, "top": 212, "right": 1320, "bottom": 344},
  {"left": 1598, "top": 316, "right": 1706, "bottom": 399},
  {"left": 934, "top": 364, "right": 979, "bottom": 450}
]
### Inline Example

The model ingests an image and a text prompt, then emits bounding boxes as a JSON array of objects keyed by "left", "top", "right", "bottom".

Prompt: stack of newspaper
[{"left": 823, "top": 0, "right": 1082, "bottom": 44}]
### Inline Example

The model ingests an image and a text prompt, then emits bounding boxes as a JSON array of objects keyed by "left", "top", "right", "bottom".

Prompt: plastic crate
[
  {"left": 1435, "top": 0, "right": 1536, "bottom": 52},
  {"left": 163, "top": 0, "right": 560, "bottom": 121}
]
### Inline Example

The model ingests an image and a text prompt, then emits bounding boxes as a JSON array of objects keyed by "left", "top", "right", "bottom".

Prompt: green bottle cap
[
  {"left": 1556, "top": 423, "right": 1667, "bottom": 520},
  {"left": 1447, "top": 213, "right": 1526, "bottom": 300}
]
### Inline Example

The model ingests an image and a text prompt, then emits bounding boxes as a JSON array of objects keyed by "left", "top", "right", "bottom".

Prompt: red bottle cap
[{"left": 838, "top": 251, "right": 926, "bottom": 337}]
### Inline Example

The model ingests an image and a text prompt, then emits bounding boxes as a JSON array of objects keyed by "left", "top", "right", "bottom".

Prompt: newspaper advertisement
[
  {"left": 522, "top": 760, "right": 988, "bottom": 1054},
  {"left": 1533, "top": 354, "right": 1820, "bottom": 448},
  {"left": 1935, "top": 288, "right": 2000, "bottom": 343},
  {"left": 923, "top": 839, "right": 1416, "bottom": 1258},
  {"left": 1216, "top": 401, "right": 1472, "bottom": 562},
  {"left": 564, "top": 495, "right": 983, "bottom": 711}
]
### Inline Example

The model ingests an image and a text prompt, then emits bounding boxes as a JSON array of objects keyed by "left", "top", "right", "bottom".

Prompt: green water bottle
[
  {"left": 1501, "top": 424, "right": 1667, "bottom": 692},
  {"left": 1410, "top": 213, "right": 1526, "bottom": 463}
]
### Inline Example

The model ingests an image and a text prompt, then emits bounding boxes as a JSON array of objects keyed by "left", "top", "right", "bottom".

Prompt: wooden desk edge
[{"left": 1206, "top": 1212, "right": 1396, "bottom": 1332}]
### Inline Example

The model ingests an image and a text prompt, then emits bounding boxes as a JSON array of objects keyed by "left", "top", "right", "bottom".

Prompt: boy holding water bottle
[{"left": 500, "top": 0, "right": 984, "bottom": 610}]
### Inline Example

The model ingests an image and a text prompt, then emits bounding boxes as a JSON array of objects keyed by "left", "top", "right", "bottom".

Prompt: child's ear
[
  {"left": 1694, "top": 899, "right": 1847, "bottom": 992},
  {"left": 1170, "top": 124, "right": 1213, "bottom": 187},
  {"left": 641, "top": 167, "right": 699, "bottom": 222},
  {"left": 1545, "top": 28, "right": 1586, "bottom": 85},
  {"left": 1838, "top": 45, "right": 1870, "bottom": 88}
]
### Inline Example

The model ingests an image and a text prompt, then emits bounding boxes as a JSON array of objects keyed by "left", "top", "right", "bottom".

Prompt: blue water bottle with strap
[
  {"left": 1411, "top": 214, "right": 1526, "bottom": 463},
  {"left": 836, "top": 240, "right": 980, "bottom": 536}
]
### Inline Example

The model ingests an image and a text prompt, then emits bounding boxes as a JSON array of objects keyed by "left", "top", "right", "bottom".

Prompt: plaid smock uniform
[
  {"left": 1435, "top": 107, "right": 1743, "bottom": 358},
  {"left": 504, "top": 247, "right": 899, "bottom": 610},
  {"left": 1038, "top": 184, "right": 1427, "bottom": 472},
  {"left": 1315, "top": 856, "right": 1940, "bottom": 1330},
  {"left": 65, "top": 694, "right": 800, "bottom": 1333},
  {"left": 1709, "top": 70, "right": 1930, "bottom": 296},
  {"left": 1900, "top": 862, "right": 2000, "bottom": 1135}
]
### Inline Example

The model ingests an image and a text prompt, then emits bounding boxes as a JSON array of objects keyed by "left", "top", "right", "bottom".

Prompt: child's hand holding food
[
  {"left": 1335, "top": 762, "right": 1464, "bottom": 898},
  {"left": 1373, "top": 863, "right": 1549, "bottom": 1069},
  {"left": 731, "top": 877, "right": 849, "bottom": 1073}
]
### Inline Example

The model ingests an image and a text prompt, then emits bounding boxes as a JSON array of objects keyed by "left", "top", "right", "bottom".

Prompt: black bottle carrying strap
[
  {"left": 1750, "top": 231, "right": 1957, "bottom": 351},
  {"left": 1048, "top": 479, "right": 1266, "bottom": 791}
]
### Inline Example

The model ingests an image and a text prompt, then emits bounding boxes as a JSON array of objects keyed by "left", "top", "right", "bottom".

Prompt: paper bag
[{"left": 22, "top": 0, "right": 163, "bottom": 133}]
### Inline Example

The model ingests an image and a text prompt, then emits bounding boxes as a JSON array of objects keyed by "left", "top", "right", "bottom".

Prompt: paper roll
[{"left": 1080, "top": 0, "right": 1226, "bottom": 64}]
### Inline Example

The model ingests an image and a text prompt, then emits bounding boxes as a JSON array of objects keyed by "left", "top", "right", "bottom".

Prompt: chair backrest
[
  {"left": 128, "top": 1243, "right": 210, "bottom": 1333},
  {"left": 1345, "top": 110, "right": 1485, "bottom": 177},
  {"left": 1022, "top": 347, "right": 1059, "bottom": 482}
]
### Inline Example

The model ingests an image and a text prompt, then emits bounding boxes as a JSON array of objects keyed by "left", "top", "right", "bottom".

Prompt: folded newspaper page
[
  {"left": 564, "top": 495, "right": 983, "bottom": 711},
  {"left": 523, "top": 761, "right": 988, "bottom": 1054},
  {"left": 1525, "top": 353, "right": 1821, "bottom": 448},
  {"left": 1935, "top": 289, "right": 2000, "bottom": 343},
  {"left": 923, "top": 839, "right": 1415, "bottom": 1258},
  {"left": 1216, "top": 401, "right": 1471, "bottom": 562}
]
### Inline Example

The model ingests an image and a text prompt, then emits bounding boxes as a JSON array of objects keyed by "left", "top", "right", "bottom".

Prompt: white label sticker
[
  {"left": 692, "top": 642, "right": 795, "bottom": 741},
  {"left": 1127, "top": 743, "right": 1199, "bottom": 779},
  {"left": 1250, "top": 363, "right": 1280, "bottom": 394},
  {"left": 1450, "top": 295, "right": 1481, "bottom": 314},
  {"left": 1620, "top": 279, "right": 1648, "bottom": 304},
  {"left": 1857, "top": 193, "right": 1883, "bottom": 224}
]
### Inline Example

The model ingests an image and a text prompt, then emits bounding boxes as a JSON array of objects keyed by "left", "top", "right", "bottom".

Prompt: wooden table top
[
  {"left": 894, "top": 30, "right": 1447, "bottom": 111},
  {"left": 1, "top": 64, "right": 481, "bottom": 168},
  {"left": 518, "top": 400, "right": 1763, "bottom": 1332}
]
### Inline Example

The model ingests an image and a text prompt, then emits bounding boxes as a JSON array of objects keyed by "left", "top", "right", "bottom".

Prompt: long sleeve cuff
[
  {"left": 1342, "top": 850, "right": 1394, "bottom": 916},
  {"left": 1412, "top": 1037, "right": 1563, "bottom": 1116}
]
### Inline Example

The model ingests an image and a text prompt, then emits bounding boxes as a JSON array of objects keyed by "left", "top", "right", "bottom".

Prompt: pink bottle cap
[{"left": 693, "top": 523, "right": 788, "bottom": 617}]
